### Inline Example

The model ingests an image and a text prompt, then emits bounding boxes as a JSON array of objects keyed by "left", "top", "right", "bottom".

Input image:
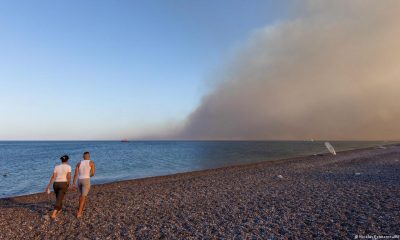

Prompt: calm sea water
[{"left": 0, "top": 141, "right": 391, "bottom": 198}]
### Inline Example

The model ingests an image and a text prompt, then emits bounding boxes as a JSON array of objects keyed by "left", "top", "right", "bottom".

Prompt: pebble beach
[{"left": 1, "top": 145, "right": 399, "bottom": 239}]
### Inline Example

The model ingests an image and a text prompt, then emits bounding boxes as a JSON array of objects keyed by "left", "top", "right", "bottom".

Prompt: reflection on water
[{"left": 0, "top": 140, "right": 391, "bottom": 198}]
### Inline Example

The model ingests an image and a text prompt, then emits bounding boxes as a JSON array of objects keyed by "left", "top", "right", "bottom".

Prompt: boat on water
[{"left": 121, "top": 139, "right": 129, "bottom": 143}]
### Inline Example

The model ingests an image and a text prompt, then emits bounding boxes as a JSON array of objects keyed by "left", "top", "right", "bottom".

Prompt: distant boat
[{"left": 121, "top": 139, "right": 129, "bottom": 143}]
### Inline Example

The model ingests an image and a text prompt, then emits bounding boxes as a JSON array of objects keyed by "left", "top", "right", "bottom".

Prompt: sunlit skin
[{"left": 72, "top": 153, "right": 96, "bottom": 218}]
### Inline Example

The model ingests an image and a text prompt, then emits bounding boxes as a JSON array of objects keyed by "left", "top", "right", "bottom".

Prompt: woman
[{"left": 45, "top": 155, "right": 72, "bottom": 219}]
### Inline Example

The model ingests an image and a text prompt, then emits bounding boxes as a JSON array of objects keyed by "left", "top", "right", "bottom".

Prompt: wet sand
[{"left": 1, "top": 145, "right": 399, "bottom": 239}]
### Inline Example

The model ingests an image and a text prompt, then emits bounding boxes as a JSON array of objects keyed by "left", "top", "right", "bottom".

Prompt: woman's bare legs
[{"left": 51, "top": 210, "right": 58, "bottom": 219}]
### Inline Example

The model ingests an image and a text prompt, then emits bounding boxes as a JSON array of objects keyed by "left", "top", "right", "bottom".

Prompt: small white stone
[{"left": 277, "top": 175, "right": 283, "bottom": 179}]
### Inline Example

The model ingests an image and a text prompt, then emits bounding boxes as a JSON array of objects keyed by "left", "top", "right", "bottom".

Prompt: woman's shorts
[{"left": 78, "top": 178, "right": 91, "bottom": 196}]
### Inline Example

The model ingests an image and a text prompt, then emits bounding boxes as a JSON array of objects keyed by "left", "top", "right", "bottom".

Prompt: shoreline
[
  {"left": 1, "top": 144, "right": 399, "bottom": 238},
  {"left": 2, "top": 143, "right": 394, "bottom": 200}
]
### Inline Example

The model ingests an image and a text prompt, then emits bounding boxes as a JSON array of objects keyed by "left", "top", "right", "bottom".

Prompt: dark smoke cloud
[{"left": 145, "top": 0, "right": 400, "bottom": 140}]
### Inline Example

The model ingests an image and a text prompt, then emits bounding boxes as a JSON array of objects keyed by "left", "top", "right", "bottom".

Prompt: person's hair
[
  {"left": 60, "top": 155, "right": 69, "bottom": 163},
  {"left": 83, "top": 151, "right": 90, "bottom": 156}
]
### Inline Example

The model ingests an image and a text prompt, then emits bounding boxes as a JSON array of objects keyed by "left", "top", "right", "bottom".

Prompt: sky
[
  {"left": 2, "top": 1, "right": 399, "bottom": 141},
  {"left": 0, "top": 1, "right": 290, "bottom": 140},
  {"left": 161, "top": 0, "right": 400, "bottom": 141}
]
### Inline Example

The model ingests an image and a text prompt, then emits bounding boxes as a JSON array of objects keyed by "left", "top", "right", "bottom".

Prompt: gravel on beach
[{"left": 1, "top": 145, "right": 399, "bottom": 239}]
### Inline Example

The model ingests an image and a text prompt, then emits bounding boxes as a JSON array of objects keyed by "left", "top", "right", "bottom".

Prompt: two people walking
[{"left": 46, "top": 151, "right": 96, "bottom": 219}]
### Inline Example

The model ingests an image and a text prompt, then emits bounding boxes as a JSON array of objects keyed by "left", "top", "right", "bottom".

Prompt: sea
[{"left": 0, "top": 141, "right": 392, "bottom": 198}]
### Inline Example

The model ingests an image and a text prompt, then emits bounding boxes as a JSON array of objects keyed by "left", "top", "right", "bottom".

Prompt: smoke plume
[{"left": 154, "top": 1, "right": 400, "bottom": 140}]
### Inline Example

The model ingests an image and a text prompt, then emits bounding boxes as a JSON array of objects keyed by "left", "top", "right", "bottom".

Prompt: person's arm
[
  {"left": 67, "top": 172, "right": 71, "bottom": 188},
  {"left": 90, "top": 161, "right": 96, "bottom": 177},
  {"left": 72, "top": 163, "right": 80, "bottom": 187},
  {"left": 46, "top": 172, "right": 57, "bottom": 192}
]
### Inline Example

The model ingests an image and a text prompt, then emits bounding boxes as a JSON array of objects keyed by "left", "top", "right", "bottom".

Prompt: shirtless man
[{"left": 72, "top": 151, "right": 96, "bottom": 218}]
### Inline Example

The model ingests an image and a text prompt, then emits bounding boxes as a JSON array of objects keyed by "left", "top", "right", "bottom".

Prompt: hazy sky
[
  {"left": 3, "top": 1, "right": 399, "bottom": 141},
  {"left": 0, "top": 1, "right": 289, "bottom": 140},
  {"left": 159, "top": 0, "right": 400, "bottom": 141}
]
